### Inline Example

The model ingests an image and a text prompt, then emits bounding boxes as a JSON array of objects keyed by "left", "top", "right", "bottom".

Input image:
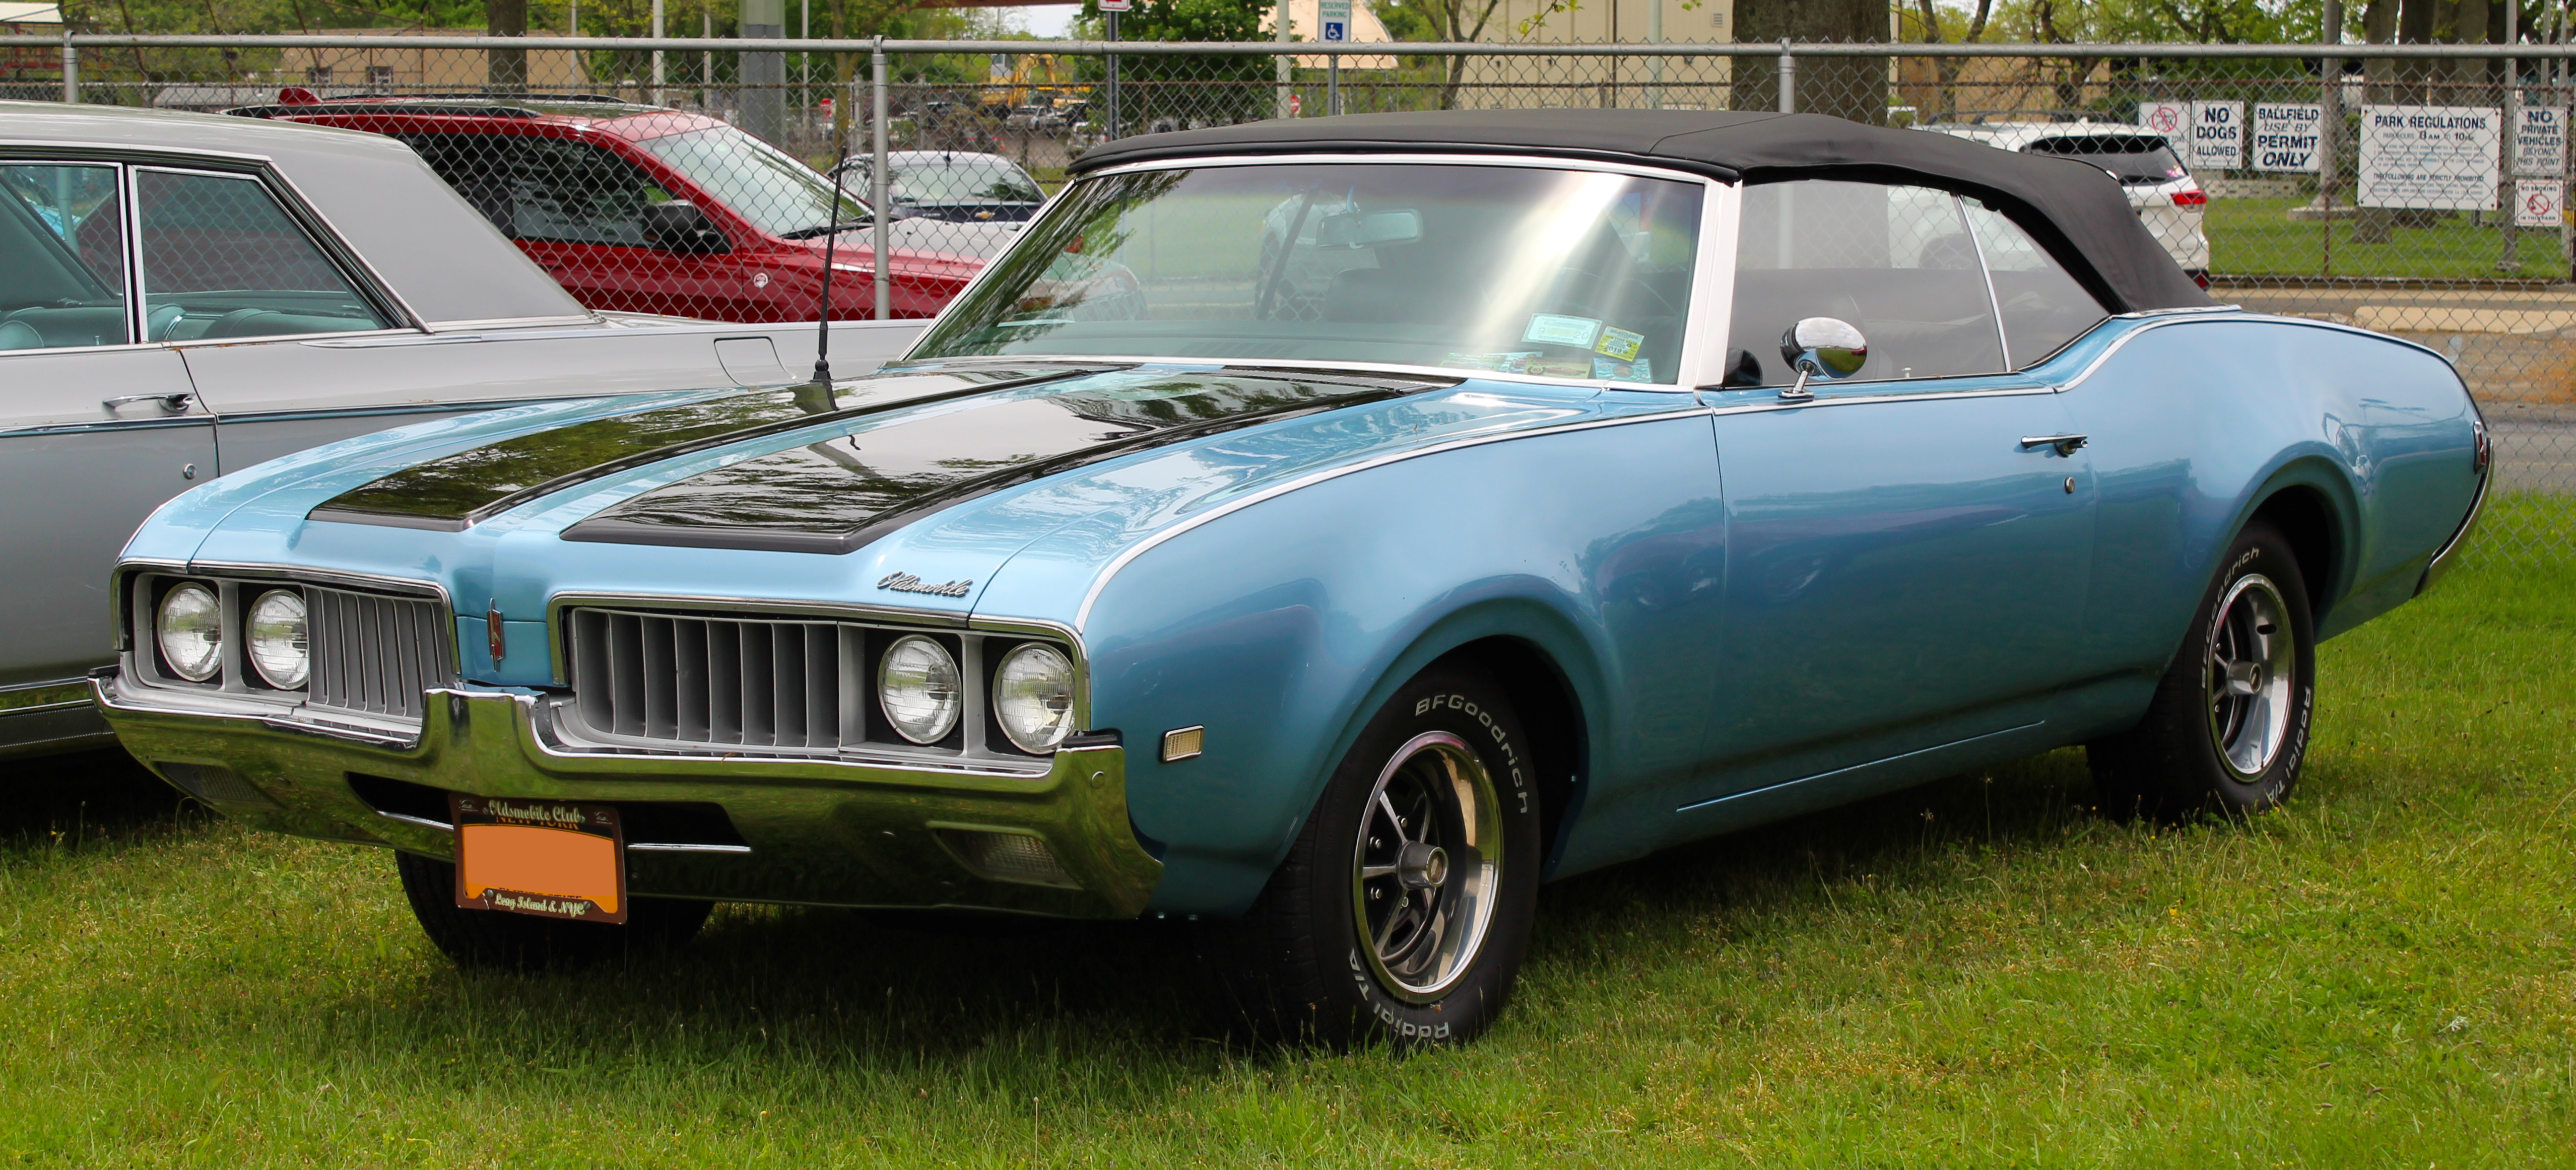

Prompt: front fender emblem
[
  {"left": 877, "top": 572, "right": 973, "bottom": 598},
  {"left": 487, "top": 605, "right": 506, "bottom": 664}
]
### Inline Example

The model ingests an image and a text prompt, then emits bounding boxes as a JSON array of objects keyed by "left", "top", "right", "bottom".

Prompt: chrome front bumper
[{"left": 94, "top": 672, "right": 1162, "bottom": 919}]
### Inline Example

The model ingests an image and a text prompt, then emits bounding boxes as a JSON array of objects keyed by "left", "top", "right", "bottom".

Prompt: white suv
[{"left": 1921, "top": 122, "right": 2210, "bottom": 285}]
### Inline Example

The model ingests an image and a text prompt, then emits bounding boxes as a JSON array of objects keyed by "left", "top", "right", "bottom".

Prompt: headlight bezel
[
  {"left": 990, "top": 641, "right": 1078, "bottom": 754},
  {"left": 244, "top": 588, "right": 310, "bottom": 691}
]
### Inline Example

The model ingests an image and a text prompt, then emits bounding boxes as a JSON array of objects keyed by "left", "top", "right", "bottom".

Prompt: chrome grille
[
  {"left": 570, "top": 608, "right": 852, "bottom": 748},
  {"left": 307, "top": 586, "right": 454, "bottom": 720}
]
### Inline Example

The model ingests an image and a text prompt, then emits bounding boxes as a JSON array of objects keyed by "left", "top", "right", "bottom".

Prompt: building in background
[
  {"left": 276, "top": 29, "right": 593, "bottom": 93},
  {"left": 1, "top": 1, "right": 61, "bottom": 93}
]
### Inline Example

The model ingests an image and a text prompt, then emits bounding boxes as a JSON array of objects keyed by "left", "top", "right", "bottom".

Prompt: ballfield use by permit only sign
[
  {"left": 2360, "top": 105, "right": 2501, "bottom": 210},
  {"left": 2252, "top": 103, "right": 2324, "bottom": 172}
]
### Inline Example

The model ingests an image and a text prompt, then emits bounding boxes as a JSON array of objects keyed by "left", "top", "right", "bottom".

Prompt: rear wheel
[
  {"left": 393, "top": 850, "right": 711, "bottom": 972},
  {"left": 1200, "top": 668, "right": 1543, "bottom": 1049},
  {"left": 2088, "top": 520, "right": 2315, "bottom": 821}
]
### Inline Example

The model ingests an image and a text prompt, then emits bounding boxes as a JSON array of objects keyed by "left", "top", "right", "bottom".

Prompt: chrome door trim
[
  {"left": 0, "top": 679, "right": 94, "bottom": 714},
  {"left": 1698, "top": 380, "right": 2061, "bottom": 419},
  {"left": 1072, "top": 404, "right": 1714, "bottom": 630}
]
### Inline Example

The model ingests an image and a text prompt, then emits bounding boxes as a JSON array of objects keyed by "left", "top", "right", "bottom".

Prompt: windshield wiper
[{"left": 779, "top": 220, "right": 874, "bottom": 240}]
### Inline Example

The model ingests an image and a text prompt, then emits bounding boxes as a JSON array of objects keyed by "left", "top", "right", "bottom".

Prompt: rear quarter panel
[{"left": 2052, "top": 315, "right": 2478, "bottom": 735}]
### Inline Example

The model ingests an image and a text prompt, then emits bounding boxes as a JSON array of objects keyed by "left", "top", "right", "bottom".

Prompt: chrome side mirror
[{"left": 1777, "top": 317, "right": 1868, "bottom": 401}]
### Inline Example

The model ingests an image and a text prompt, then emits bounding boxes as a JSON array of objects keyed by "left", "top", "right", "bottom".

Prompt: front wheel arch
[{"left": 1307, "top": 601, "right": 1605, "bottom": 883}]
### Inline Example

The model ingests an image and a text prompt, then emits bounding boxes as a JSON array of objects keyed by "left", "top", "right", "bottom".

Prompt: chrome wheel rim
[
  {"left": 2205, "top": 574, "right": 2297, "bottom": 779},
  {"left": 1349, "top": 730, "right": 1504, "bottom": 1003}
]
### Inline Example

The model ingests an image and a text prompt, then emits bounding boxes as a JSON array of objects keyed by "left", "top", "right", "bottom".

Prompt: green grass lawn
[
  {"left": 2209, "top": 196, "right": 2564, "bottom": 280},
  {"left": 5, "top": 545, "right": 2573, "bottom": 1166}
]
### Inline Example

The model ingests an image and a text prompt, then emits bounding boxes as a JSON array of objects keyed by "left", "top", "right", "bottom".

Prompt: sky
[{"left": 989, "top": 4, "right": 1080, "bottom": 38}]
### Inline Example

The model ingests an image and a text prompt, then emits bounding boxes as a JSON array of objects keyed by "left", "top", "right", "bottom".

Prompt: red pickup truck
[{"left": 233, "top": 92, "right": 984, "bottom": 322}]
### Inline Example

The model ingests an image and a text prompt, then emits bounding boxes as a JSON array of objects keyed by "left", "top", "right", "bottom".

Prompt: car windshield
[
  {"left": 892, "top": 159, "right": 1043, "bottom": 204},
  {"left": 637, "top": 125, "right": 869, "bottom": 237},
  {"left": 2025, "top": 135, "right": 2189, "bottom": 185},
  {"left": 909, "top": 163, "right": 1704, "bottom": 382}
]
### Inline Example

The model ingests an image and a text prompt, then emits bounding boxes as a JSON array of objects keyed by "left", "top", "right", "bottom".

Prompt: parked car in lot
[
  {"left": 1921, "top": 122, "right": 2211, "bottom": 284},
  {"left": 0, "top": 101, "right": 921, "bottom": 759},
  {"left": 97, "top": 110, "right": 2485, "bottom": 1048},
  {"left": 829, "top": 150, "right": 1046, "bottom": 260},
  {"left": 229, "top": 92, "right": 986, "bottom": 320}
]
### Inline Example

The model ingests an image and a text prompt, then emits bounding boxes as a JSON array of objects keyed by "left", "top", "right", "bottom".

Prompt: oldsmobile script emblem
[{"left": 878, "top": 572, "right": 973, "bottom": 597}]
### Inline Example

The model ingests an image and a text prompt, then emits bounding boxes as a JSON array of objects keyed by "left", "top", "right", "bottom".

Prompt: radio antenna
[{"left": 811, "top": 140, "right": 857, "bottom": 385}]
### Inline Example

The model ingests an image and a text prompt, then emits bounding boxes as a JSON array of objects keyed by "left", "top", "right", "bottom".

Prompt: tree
[
  {"left": 1900, "top": 0, "right": 1997, "bottom": 120},
  {"left": 1076, "top": 0, "right": 1274, "bottom": 128},
  {"left": 487, "top": 0, "right": 527, "bottom": 92},
  {"left": 1733, "top": 0, "right": 1885, "bottom": 124}
]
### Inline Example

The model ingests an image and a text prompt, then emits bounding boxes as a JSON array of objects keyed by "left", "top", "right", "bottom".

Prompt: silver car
[{"left": 0, "top": 102, "right": 923, "bottom": 760}]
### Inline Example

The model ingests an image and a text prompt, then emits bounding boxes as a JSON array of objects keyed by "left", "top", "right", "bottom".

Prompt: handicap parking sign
[{"left": 1324, "top": 20, "right": 1346, "bottom": 39}]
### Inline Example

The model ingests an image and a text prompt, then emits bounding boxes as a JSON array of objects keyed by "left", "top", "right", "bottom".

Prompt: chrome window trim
[
  {"left": 1082, "top": 152, "right": 1723, "bottom": 184},
  {"left": 1073, "top": 403, "right": 1715, "bottom": 630},
  {"left": 128, "top": 162, "right": 415, "bottom": 341},
  {"left": 421, "top": 314, "right": 606, "bottom": 333},
  {"left": 915, "top": 352, "right": 1669, "bottom": 392},
  {"left": 1958, "top": 192, "right": 2016, "bottom": 369},
  {"left": 903, "top": 153, "right": 1730, "bottom": 391}
]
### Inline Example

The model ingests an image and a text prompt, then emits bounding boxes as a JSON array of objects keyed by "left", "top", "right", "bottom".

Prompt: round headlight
[
  {"left": 246, "top": 589, "right": 309, "bottom": 690},
  {"left": 877, "top": 634, "right": 961, "bottom": 744},
  {"left": 155, "top": 582, "right": 223, "bottom": 682},
  {"left": 992, "top": 643, "right": 1076, "bottom": 753}
]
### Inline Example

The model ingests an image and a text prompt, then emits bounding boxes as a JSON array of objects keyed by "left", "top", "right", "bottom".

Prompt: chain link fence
[{"left": 7, "top": 34, "right": 2567, "bottom": 560}]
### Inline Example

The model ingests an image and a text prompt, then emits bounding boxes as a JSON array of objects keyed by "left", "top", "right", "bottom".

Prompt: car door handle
[
  {"left": 102, "top": 392, "right": 196, "bottom": 416},
  {"left": 2020, "top": 434, "right": 2089, "bottom": 456}
]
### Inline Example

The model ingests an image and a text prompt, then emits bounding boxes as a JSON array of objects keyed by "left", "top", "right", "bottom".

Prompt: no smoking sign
[{"left": 2517, "top": 179, "right": 2565, "bottom": 228}]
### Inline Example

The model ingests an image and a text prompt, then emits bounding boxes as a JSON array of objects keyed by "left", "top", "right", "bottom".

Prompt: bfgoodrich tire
[
  {"left": 394, "top": 850, "right": 712, "bottom": 972},
  {"left": 1200, "top": 667, "right": 1544, "bottom": 1049},
  {"left": 2089, "top": 519, "right": 2317, "bottom": 821}
]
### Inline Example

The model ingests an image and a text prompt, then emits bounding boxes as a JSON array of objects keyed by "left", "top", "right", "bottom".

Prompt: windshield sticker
[
  {"left": 1441, "top": 351, "right": 1544, "bottom": 373},
  {"left": 1524, "top": 358, "right": 1593, "bottom": 379},
  {"left": 1593, "top": 357, "right": 1654, "bottom": 383},
  {"left": 1594, "top": 326, "right": 1645, "bottom": 362},
  {"left": 1523, "top": 314, "right": 1603, "bottom": 349}
]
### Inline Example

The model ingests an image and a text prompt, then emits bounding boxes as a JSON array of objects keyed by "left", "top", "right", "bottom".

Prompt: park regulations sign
[
  {"left": 2251, "top": 103, "right": 2324, "bottom": 172},
  {"left": 2359, "top": 105, "right": 2500, "bottom": 211},
  {"left": 2516, "top": 105, "right": 2568, "bottom": 177}
]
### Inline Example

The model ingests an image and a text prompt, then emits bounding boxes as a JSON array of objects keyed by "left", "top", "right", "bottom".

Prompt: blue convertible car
[{"left": 96, "top": 110, "right": 2486, "bottom": 1047}]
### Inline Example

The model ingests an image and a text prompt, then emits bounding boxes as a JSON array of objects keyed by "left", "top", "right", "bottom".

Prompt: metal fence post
[
  {"left": 649, "top": 0, "right": 665, "bottom": 104},
  {"left": 1105, "top": 12, "right": 1121, "bottom": 140},
  {"left": 60, "top": 30, "right": 76, "bottom": 104},
  {"left": 1776, "top": 38, "right": 1795, "bottom": 114},
  {"left": 871, "top": 38, "right": 889, "bottom": 322},
  {"left": 1275, "top": 10, "right": 1292, "bottom": 118}
]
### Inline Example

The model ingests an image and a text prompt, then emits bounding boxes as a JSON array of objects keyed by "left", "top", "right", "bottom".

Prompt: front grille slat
[
  {"left": 305, "top": 586, "right": 452, "bottom": 722},
  {"left": 740, "top": 627, "right": 774, "bottom": 746},
  {"left": 709, "top": 622, "right": 742, "bottom": 744}
]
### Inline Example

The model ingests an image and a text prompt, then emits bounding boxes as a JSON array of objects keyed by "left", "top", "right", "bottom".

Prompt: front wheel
[
  {"left": 2089, "top": 519, "right": 2316, "bottom": 821},
  {"left": 1200, "top": 668, "right": 1544, "bottom": 1049}
]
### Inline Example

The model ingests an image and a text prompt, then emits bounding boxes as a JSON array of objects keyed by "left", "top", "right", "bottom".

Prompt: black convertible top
[{"left": 1071, "top": 109, "right": 2214, "bottom": 314}]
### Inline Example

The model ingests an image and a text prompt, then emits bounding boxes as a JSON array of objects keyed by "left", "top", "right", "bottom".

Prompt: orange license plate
[{"left": 450, "top": 795, "right": 626, "bottom": 924}]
